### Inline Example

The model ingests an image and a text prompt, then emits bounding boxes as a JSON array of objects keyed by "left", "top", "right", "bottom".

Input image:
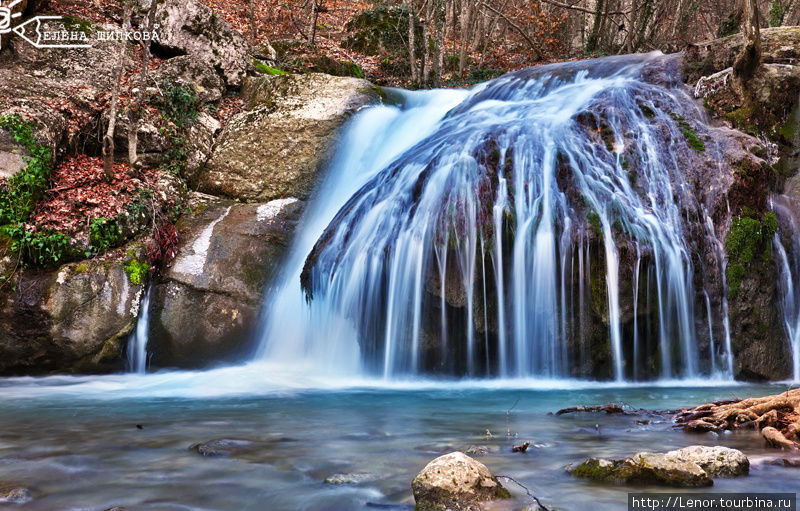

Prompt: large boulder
[
  {"left": 665, "top": 446, "right": 749, "bottom": 478},
  {"left": 150, "top": 0, "right": 250, "bottom": 88},
  {"left": 184, "top": 112, "right": 221, "bottom": 184},
  {"left": 197, "top": 73, "right": 383, "bottom": 202},
  {"left": 0, "top": 250, "right": 147, "bottom": 375},
  {"left": 149, "top": 193, "right": 303, "bottom": 368},
  {"left": 152, "top": 55, "right": 225, "bottom": 103},
  {"left": 568, "top": 453, "right": 713, "bottom": 487},
  {"left": 411, "top": 452, "right": 511, "bottom": 511}
]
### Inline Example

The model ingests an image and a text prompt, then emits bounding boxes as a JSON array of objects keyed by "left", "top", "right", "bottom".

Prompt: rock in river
[
  {"left": 568, "top": 453, "right": 713, "bottom": 487},
  {"left": 412, "top": 451, "right": 511, "bottom": 511},
  {"left": 665, "top": 445, "right": 749, "bottom": 477}
]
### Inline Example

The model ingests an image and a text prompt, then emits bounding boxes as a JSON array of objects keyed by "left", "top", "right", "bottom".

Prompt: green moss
[
  {"left": 726, "top": 216, "right": 762, "bottom": 264},
  {"left": 638, "top": 103, "right": 656, "bottom": 118},
  {"left": 778, "top": 103, "right": 799, "bottom": 142},
  {"left": 725, "top": 212, "right": 777, "bottom": 298},
  {"left": 670, "top": 113, "right": 705, "bottom": 151},
  {"left": 587, "top": 211, "right": 602, "bottom": 236},
  {"left": 124, "top": 257, "right": 150, "bottom": 286},
  {"left": 252, "top": 59, "right": 287, "bottom": 75},
  {"left": 726, "top": 262, "right": 746, "bottom": 298},
  {"left": 74, "top": 262, "right": 89, "bottom": 273}
]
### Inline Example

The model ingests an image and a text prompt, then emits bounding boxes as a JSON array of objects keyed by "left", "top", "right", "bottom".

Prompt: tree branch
[{"left": 539, "top": 0, "right": 631, "bottom": 16}]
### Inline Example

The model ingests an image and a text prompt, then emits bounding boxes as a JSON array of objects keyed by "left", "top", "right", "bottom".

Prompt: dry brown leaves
[{"left": 30, "top": 155, "right": 159, "bottom": 238}]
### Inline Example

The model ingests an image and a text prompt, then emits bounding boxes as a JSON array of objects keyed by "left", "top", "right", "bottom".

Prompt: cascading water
[
  {"left": 773, "top": 96, "right": 800, "bottom": 383},
  {"left": 259, "top": 52, "right": 735, "bottom": 381},
  {"left": 126, "top": 285, "right": 152, "bottom": 374}
]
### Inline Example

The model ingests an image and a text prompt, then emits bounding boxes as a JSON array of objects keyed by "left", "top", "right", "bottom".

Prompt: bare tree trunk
[
  {"left": 103, "top": 2, "right": 131, "bottom": 182},
  {"left": 458, "top": 0, "right": 471, "bottom": 75},
  {"left": 128, "top": 0, "right": 158, "bottom": 169},
  {"left": 433, "top": 0, "right": 444, "bottom": 87},
  {"left": 407, "top": 0, "right": 419, "bottom": 83},
  {"left": 733, "top": 0, "right": 761, "bottom": 83},
  {"left": 423, "top": 0, "right": 432, "bottom": 85},
  {"left": 308, "top": 0, "right": 318, "bottom": 45},
  {"left": 250, "top": 0, "right": 256, "bottom": 44},
  {"left": 586, "top": 0, "right": 605, "bottom": 52}
]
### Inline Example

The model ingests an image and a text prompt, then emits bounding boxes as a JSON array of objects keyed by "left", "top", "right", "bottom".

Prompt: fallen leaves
[{"left": 30, "top": 155, "right": 159, "bottom": 246}]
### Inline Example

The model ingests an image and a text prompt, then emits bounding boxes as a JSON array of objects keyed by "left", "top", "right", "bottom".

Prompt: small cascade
[
  {"left": 127, "top": 285, "right": 152, "bottom": 374},
  {"left": 259, "top": 52, "right": 738, "bottom": 381},
  {"left": 776, "top": 240, "right": 800, "bottom": 381}
]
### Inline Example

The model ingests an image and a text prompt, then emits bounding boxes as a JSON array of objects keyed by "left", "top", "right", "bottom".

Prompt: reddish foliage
[
  {"left": 30, "top": 155, "right": 159, "bottom": 241},
  {"left": 147, "top": 221, "right": 179, "bottom": 268}
]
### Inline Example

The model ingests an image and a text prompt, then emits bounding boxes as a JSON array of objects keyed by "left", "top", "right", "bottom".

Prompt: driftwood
[
  {"left": 512, "top": 441, "right": 530, "bottom": 453},
  {"left": 674, "top": 389, "right": 800, "bottom": 450},
  {"left": 555, "top": 403, "right": 626, "bottom": 416}
]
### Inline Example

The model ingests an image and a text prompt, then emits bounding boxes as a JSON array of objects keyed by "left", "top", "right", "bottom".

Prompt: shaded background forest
[{"left": 203, "top": 0, "right": 800, "bottom": 86}]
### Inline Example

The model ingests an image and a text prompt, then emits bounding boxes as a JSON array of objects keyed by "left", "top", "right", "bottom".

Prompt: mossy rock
[{"left": 568, "top": 454, "right": 712, "bottom": 487}]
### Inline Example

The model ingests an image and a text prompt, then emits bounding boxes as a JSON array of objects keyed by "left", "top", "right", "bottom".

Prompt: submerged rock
[
  {"left": 149, "top": 193, "right": 303, "bottom": 368},
  {"left": 324, "top": 472, "right": 378, "bottom": 484},
  {"left": 0, "top": 486, "right": 32, "bottom": 504},
  {"left": 412, "top": 452, "right": 511, "bottom": 511},
  {"left": 190, "top": 438, "right": 255, "bottom": 457},
  {"left": 465, "top": 445, "right": 490, "bottom": 456},
  {"left": 665, "top": 446, "right": 749, "bottom": 477},
  {"left": 197, "top": 73, "right": 382, "bottom": 202},
  {"left": 568, "top": 453, "right": 713, "bottom": 487}
]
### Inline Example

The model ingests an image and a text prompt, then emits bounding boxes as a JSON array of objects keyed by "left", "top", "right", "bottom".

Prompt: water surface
[{"left": 0, "top": 377, "right": 796, "bottom": 510}]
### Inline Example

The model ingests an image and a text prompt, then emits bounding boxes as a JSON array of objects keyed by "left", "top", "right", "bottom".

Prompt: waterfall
[
  {"left": 259, "top": 52, "right": 733, "bottom": 381},
  {"left": 127, "top": 285, "right": 152, "bottom": 374}
]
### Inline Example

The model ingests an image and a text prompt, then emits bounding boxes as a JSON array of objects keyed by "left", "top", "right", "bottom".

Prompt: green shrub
[
  {"left": 89, "top": 217, "right": 122, "bottom": 254},
  {"left": 0, "top": 115, "right": 52, "bottom": 225},
  {"left": 155, "top": 82, "right": 200, "bottom": 129},
  {"left": 154, "top": 82, "right": 201, "bottom": 176},
  {"left": 3, "top": 225, "right": 80, "bottom": 268}
]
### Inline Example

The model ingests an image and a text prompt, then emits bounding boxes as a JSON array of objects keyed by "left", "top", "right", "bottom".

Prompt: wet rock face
[
  {"left": 411, "top": 452, "right": 511, "bottom": 511},
  {"left": 197, "top": 73, "right": 382, "bottom": 202},
  {"left": 0, "top": 255, "right": 145, "bottom": 375},
  {"left": 149, "top": 193, "right": 304, "bottom": 368},
  {"left": 149, "top": 0, "right": 250, "bottom": 87}
]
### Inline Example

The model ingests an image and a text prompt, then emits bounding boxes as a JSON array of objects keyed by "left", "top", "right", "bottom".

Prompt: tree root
[{"left": 674, "top": 389, "right": 800, "bottom": 450}]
